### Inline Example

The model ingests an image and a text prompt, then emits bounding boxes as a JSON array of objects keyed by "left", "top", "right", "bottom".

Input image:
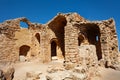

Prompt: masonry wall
[
  {"left": 0, "top": 13, "right": 119, "bottom": 65},
  {"left": 65, "top": 23, "right": 78, "bottom": 63},
  {"left": 71, "top": 19, "right": 119, "bottom": 66},
  {"left": 0, "top": 35, "right": 16, "bottom": 62},
  {"left": 98, "top": 19, "right": 119, "bottom": 66},
  {"left": 0, "top": 19, "right": 20, "bottom": 62},
  {"left": 40, "top": 27, "right": 51, "bottom": 62},
  {"left": 14, "top": 28, "right": 32, "bottom": 60}
]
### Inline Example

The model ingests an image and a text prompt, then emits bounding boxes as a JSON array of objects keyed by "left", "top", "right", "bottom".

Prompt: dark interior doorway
[
  {"left": 51, "top": 41, "right": 57, "bottom": 57},
  {"left": 48, "top": 15, "right": 67, "bottom": 58},
  {"left": 35, "top": 33, "right": 40, "bottom": 44},
  {"left": 78, "top": 34, "right": 84, "bottom": 46},
  {"left": 19, "top": 45, "right": 30, "bottom": 56}
]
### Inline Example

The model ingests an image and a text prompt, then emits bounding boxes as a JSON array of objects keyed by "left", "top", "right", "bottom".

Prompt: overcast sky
[{"left": 0, "top": 0, "right": 120, "bottom": 48}]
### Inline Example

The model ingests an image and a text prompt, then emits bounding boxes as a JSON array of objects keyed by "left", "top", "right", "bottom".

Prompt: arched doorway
[
  {"left": 19, "top": 45, "right": 30, "bottom": 56},
  {"left": 78, "top": 24, "right": 102, "bottom": 60},
  {"left": 78, "top": 33, "right": 85, "bottom": 46},
  {"left": 48, "top": 15, "right": 67, "bottom": 59},
  {"left": 51, "top": 41, "right": 57, "bottom": 57},
  {"left": 35, "top": 33, "right": 40, "bottom": 44}
]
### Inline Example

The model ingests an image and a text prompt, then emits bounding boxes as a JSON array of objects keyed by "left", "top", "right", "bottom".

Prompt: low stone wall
[{"left": 78, "top": 45, "right": 98, "bottom": 67}]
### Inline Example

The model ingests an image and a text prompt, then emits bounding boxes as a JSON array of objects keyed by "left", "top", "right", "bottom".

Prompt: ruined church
[{"left": 0, "top": 13, "right": 119, "bottom": 67}]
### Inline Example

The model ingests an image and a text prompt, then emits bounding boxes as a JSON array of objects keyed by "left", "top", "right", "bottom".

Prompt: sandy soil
[
  {"left": 13, "top": 60, "right": 63, "bottom": 80},
  {"left": 99, "top": 67, "right": 120, "bottom": 80}
]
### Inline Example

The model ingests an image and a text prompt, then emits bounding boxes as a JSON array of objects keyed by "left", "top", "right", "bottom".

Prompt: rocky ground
[
  {"left": 1, "top": 59, "right": 120, "bottom": 80},
  {"left": 13, "top": 60, "right": 65, "bottom": 80},
  {"left": 10, "top": 59, "right": 120, "bottom": 80}
]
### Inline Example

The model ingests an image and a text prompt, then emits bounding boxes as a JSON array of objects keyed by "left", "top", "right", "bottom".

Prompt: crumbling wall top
[
  {"left": 0, "top": 17, "right": 33, "bottom": 39},
  {"left": 47, "top": 13, "right": 88, "bottom": 26}
]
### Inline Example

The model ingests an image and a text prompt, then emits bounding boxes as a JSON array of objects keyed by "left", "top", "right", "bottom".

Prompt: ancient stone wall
[
  {"left": 78, "top": 45, "right": 97, "bottom": 67},
  {"left": 14, "top": 28, "right": 32, "bottom": 60},
  {"left": 0, "top": 17, "right": 41, "bottom": 62},
  {"left": 73, "top": 18, "right": 119, "bottom": 67},
  {"left": 64, "top": 13, "right": 87, "bottom": 63},
  {"left": 0, "top": 13, "right": 119, "bottom": 67},
  {"left": 40, "top": 27, "right": 51, "bottom": 62},
  {"left": 0, "top": 19, "right": 20, "bottom": 62},
  {"left": 65, "top": 23, "right": 78, "bottom": 63},
  {"left": 97, "top": 19, "right": 119, "bottom": 66}
]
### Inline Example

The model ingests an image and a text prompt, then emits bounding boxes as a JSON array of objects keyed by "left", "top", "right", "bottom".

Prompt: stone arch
[
  {"left": 20, "top": 21, "right": 29, "bottom": 28},
  {"left": 78, "top": 33, "right": 86, "bottom": 46},
  {"left": 35, "top": 33, "right": 40, "bottom": 44},
  {"left": 50, "top": 38, "right": 58, "bottom": 57},
  {"left": 48, "top": 15, "right": 67, "bottom": 59},
  {"left": 19, "top": 45, "right": 30, "bottom": 56},
  {"left": 18, "top": 17, "right": 31, "bottom": 28},
  {"left": 51, "top": 41, "right": 57, "bottom": 57},
  {"left": 79, "top": 24, "right": 102, "bottom": 60}
]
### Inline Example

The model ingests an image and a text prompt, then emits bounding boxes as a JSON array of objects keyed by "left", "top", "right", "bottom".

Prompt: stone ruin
[{"left": 0, "top": 12, "right": 120, "bottom": 69}]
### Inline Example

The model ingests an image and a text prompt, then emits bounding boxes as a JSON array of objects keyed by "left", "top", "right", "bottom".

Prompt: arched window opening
[
  {"left": 86, "top": 25, "right": 102, "bottom": 60},
  {"left": 78, "top": 33, "right": 84, "bottom": 46},
  {"left": 96, "top": 35, "right": 99, "bottom": 42},
  {"left": 20, "top": 21, "right": 28, "bottom": 28},
  {"left": 51, "top": 41, "right": 57, "bottom": 57},
  {"left": 19, "top": 45, "right": 30, "bottom": 56},
  {"left": 35, "top": 33, "right": 40, "bottom": 44}
]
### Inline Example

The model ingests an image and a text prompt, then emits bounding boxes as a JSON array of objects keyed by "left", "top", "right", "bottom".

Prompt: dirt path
[
  {"left": 13, "top": 60, "right": 63, "bottom": 80},
  {"left": 99, "top": 67, "right": 120, "bottom": 80},
  {"left": 13, "top": 60, "right": 120, "bottom": 80}
]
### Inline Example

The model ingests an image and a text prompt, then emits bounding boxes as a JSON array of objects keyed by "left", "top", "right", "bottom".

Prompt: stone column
[
  {"left": 65, "top": 23, "right": 78, "bottom": 63},
  {"left": 40, "top": 28, "right": 51, "bottom": 63}
]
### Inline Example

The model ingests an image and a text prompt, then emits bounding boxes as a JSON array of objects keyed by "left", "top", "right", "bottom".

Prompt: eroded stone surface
[{"left": 0, "top": 12, "right": 119, "bottom": 70}]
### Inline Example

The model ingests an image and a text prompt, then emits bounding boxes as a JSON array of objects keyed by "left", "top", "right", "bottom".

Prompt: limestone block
[
  {"left": 65, "top": 62, "right": 75, "bottom": 70},
  {"left": 26, "top": 71, "right": 42, "bottom": 80},
  {"left": 19, "top": 56, "right": 26, "bottom": 62},
  {"left": 3, "top": 67, "right": 15, "bottom": 80},
  {"left": 78, "top": 45, "right": 97, "bottom": 66}
]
